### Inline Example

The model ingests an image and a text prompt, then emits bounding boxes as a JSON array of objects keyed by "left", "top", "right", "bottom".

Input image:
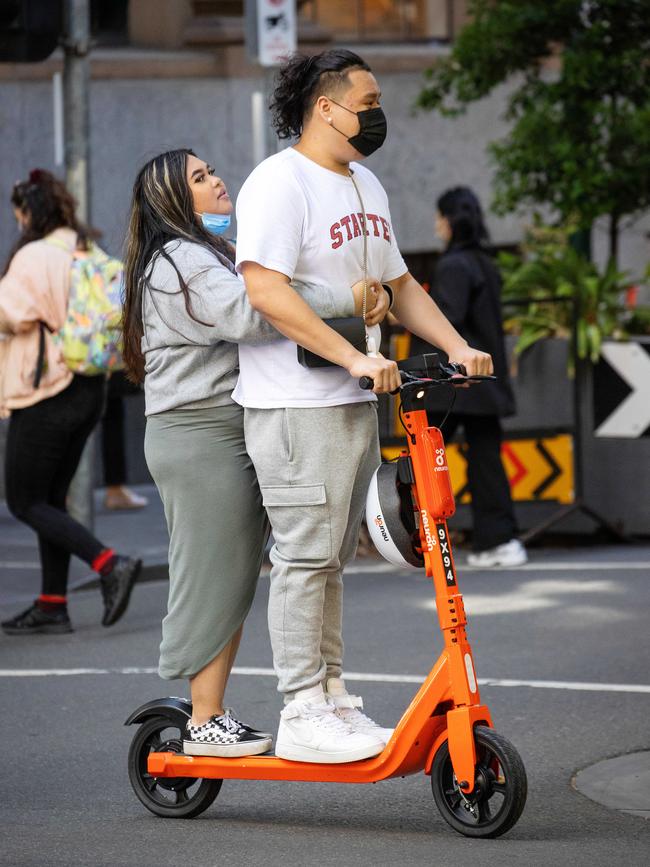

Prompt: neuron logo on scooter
[
  {"left": 374, "top": 514, "right": 390, "bottom": 543},
  {"left": 420, "top": 509, "right": 436, "bottom": 551}
]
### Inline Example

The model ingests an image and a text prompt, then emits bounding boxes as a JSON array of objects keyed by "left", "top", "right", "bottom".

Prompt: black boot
[
  {"left": 100, "top": 556, "right": 142, "bottom": 627},
  {"left": 1, "top": 602, "right": 73, "bottom": 635}
]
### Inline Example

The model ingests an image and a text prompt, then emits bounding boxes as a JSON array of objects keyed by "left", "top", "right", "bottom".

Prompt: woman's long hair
[
  {"left": 437, "top": 186, "right": 489, "bottom": 249},
  {"left": 3, "top": 168, "right": 98, "bottom": 275},
  {"left": 121, "top": 148, "right": 236, "bottom": 383}
]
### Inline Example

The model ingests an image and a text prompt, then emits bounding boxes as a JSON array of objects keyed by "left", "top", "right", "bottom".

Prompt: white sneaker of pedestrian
[
  {"left": 466, "top": 538, "right": 528, "bottom": 568},
  {"left": 275, "top": 684, "right": 384, "bottom": 764},
  {"left": 326, "top": 677, "right": 394, "bottom": 745}
]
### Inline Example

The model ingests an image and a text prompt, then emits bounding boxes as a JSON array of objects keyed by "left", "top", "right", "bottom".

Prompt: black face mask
[{"left": 329, "top": 100, "right": 388, "bottom": 157}]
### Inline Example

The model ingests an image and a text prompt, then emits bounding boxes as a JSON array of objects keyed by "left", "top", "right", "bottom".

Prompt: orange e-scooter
[{"left": 125, "top": 353, "right": 527, "bottom": 838}]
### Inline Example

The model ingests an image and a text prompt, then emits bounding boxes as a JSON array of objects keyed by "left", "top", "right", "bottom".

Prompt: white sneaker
[
  {"left": 326, "top": 678, "right": 394, "bottom": 745},
  {"left": 466, "top": 538, "right": 528, "bottom": 568},
  {"left": 275, "top": 685, "right": 384, "bottom": 764}
]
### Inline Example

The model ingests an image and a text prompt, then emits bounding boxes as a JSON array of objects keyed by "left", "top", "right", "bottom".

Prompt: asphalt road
[{"left": 1, "top": 546, "right": 649, "bottom": 867}]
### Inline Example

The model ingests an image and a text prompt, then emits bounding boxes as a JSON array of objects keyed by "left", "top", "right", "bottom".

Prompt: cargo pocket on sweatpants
[{"left": 261, "top": 483, "right": 331, "bottom": 561}]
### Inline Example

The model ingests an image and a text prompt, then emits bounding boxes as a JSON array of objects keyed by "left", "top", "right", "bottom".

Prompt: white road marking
[
  {"left": 461, "top": 562, "right": 650, "bottom": 572},
  {"left": 0, "top": 666, "right": 649, "bottom": 694},
  {"left": 419, "top": 577, "right": 623, "bottom": 616},
  {"left": 2, "top": 560, "right": 649, "bottom": 574},
  {"left": 322, "top": 561, "right": 650, "bottom": 574}
]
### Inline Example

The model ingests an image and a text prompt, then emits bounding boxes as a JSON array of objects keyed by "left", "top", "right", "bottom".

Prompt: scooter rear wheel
[
  {"left": 128, "top": 715, "right": 222, "bottom": 819},
  {"left": 430, "top": 725, "right": 527, "bottom": 838}
]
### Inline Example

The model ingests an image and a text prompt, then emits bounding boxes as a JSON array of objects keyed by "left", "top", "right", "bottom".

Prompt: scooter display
[{"left": 126, "top": 353, "right": 527, "bottom": 838}]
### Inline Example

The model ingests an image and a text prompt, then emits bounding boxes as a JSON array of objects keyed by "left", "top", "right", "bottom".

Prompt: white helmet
[{"left": 365, "top": 463, "right": 424, "bottom": 569}]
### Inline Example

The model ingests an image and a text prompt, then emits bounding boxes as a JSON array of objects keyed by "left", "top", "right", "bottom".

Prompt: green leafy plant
[
  {"left": 499, "top": 224, "right": 634, "bottom": 369},
  {"left": 417, "top": 1, "right": 650, "bottom": 264},
  {"left": 625, "top": 305, "right": 650, "bottom": 336}
]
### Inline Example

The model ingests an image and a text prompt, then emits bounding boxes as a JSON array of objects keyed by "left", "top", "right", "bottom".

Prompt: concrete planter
[
  {"left": 579, "top": 337, "right": 650, "bottom": 536},
  {"left": 449, "top": 335, "right": 649, "bottom": 537},
  {"left": 503, "top": 336, "right": 572, "bottom": 435}
]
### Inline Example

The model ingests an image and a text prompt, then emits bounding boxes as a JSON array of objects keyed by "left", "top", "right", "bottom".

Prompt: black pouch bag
[
  {"left": 297, "top": 171, "right": 370, "bottom": 369},
  {"left": 296, "top": 316, "right": 366, "bottom": 369}
]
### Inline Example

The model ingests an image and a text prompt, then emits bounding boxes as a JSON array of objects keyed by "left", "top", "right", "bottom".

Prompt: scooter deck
[
  {"left": 147, "top": 653, "right": 490, "bottom": 786},
  {"left": 148, "top": 717, "right": 442, "bottom": 784},
  {"left": 148, "top": 750, "right": 395, "bottom": 784}
]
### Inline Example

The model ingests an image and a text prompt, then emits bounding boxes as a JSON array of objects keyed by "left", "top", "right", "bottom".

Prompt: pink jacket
[{"left": 0, "top": 227, "right": 76, "bottom": 417}]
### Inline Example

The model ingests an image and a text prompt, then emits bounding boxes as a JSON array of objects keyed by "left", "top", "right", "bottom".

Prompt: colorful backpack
[{"left": 45, "top": 237, "right": 124, "bottom": 376}]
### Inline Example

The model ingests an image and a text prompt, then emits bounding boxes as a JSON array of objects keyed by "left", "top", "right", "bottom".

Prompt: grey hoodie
[{"left": 142, "top": 240, "right": 354, "bottom": 415}]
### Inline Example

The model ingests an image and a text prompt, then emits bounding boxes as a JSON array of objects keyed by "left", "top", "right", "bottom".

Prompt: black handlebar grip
[{"left": 359, "top": 376, "right": 374, "bottom": 390}]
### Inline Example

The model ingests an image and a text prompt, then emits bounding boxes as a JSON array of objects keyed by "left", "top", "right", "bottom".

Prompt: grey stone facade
[{"left": 1, "top": 51, "right": 648, "bottom": 273}]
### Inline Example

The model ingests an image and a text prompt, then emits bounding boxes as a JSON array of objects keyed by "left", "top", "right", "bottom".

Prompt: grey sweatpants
[
  {"left": 145, "top": 403, "right": 268, "bottom": 681},
  {"left": 244, "top": 402, "right": 381, "bottom": 698}
]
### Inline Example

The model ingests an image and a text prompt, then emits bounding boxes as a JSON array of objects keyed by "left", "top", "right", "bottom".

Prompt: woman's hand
[{"left": 351, "top": 278, "right": 390, "bottom": 326}]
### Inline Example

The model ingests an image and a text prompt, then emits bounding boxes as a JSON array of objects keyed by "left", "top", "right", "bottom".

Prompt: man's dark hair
[{"left": 270, "top": 49, "right": 371, "bottom": 140}]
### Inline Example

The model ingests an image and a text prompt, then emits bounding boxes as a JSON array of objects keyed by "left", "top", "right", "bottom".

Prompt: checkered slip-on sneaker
[
  {"left": 183, "top": 713, "right": 272, "bottom": 757},
  {"left": 223, "top": 707, "right": 273, "bottom": 740}
]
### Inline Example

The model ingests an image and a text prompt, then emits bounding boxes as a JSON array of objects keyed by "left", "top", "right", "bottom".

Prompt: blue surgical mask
[{"left": 200, "top": 212, "right": 231, "bottom": 236}]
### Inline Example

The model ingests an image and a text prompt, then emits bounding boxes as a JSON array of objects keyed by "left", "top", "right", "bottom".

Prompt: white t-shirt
[{"left": 232, "top": 148, "right": 407, "bottom": 408}]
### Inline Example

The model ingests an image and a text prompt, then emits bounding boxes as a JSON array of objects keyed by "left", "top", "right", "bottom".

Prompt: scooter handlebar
[{"left": 358, "top": 360, "right": 495, "bottom": 391}]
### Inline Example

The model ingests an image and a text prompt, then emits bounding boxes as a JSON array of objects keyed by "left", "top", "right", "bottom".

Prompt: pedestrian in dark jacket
[{"left": 410, "top": 186, "right": 527, "bottom": 567}]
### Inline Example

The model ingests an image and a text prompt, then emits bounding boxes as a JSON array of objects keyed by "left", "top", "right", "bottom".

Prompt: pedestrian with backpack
[{"left": 0, "top": 169, "right": 141, "bottom": 635}]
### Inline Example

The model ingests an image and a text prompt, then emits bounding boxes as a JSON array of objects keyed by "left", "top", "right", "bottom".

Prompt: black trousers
[
  {"left": 438, "top": 413, "right": 517, "bottom": 552},
  {"left": 101, "top": 371, "right": 142, "bottom": 486},
  {"left": 101, "top": 371, "right": 127, "bottom": 486},
  {"left": 5, "top": 375, "right": 107, "bottom": 596}
]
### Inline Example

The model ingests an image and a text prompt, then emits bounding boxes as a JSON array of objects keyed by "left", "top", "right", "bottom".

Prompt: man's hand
[
  {"left": 448, "top": 345, "right": 493, "bottom": 377},
  {"left": 387, "top": 272, "right": 494, "bottom": 376},
  {"left": 347, "top": 353, "right": 401, "bottom": 394}
]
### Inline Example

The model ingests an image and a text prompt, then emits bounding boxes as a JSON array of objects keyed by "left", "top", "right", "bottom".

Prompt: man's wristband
[{"left": 382, "top": 283, "right": 394, "bottom": 311}]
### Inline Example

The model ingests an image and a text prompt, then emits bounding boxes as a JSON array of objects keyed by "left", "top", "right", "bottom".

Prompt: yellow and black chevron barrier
[{"left": 381, "top": 433, "right": 574, "bottom": 504}]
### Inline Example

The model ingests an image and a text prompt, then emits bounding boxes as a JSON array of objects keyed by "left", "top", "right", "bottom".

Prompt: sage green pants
[{"left": 145, "top": 403, "right": 268, "bottom": 680}]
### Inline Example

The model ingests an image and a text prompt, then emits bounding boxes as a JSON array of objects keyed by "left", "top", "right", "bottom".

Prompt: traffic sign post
[
  {"left": 244, "top": 0, "right": 297, "bottom": 166},
  {"left": 62, "top": 0, "right": 95, "bottom": 531},
  {"left": 245, "top": 0, "right": 297, "bottom": 67}
]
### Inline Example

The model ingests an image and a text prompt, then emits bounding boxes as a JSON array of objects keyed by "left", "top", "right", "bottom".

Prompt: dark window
[
  {"left": 298, "top": 0, "right": 443, "bottom": 44},
  {"left": 91, "top": 0, "right": 128, "bottom": 45}
]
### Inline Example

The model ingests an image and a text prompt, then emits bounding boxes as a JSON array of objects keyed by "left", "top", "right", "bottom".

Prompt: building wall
[
  {"left": 1, "top": 50, "right": 648, "bottom": 276},
  {"left": 0, "top": 64, "right": 509, "bottom": 261}
]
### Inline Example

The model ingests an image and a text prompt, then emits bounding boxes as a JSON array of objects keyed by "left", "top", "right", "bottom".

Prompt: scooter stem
[{"left": 401, "top": 400, "right": 490, "bottom": 790}]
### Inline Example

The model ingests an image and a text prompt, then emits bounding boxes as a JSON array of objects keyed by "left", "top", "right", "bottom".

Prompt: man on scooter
[{"left": 234, "top": 48, "right": 493, "bottom": 763}]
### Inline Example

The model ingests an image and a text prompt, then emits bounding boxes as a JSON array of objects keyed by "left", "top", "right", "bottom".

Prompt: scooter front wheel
[
  {"left": 128, "top": 715, "right": 222, "bottom": 819},
  {"left": 430, "top": 725, "right": 527, "bottom": 838}
]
